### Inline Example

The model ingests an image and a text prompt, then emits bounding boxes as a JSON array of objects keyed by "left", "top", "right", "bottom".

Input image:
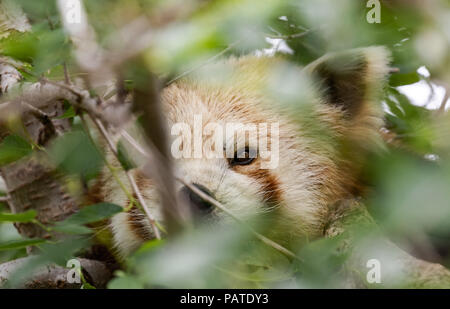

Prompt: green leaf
[
  {"left": 296, "top": 235, "right": 349, "bottom": 287},
  {"left": 0, "top": 238, "right": 46, "bottom": 251},
  {"left": 39, "top": 238, "right": 90, "bottom": 266},
  {"left": 117, "top": 141, "right": 136, "bottom": 171},
  {"left": 389, "top": 72, "right": 420, "bottom": 87},
  {"left": 1, "top": 24, "right": 70, "bottom": 75},
  {"left": 58, "top": 203, "right": 122, "bottom": 226},
  {"left": 12, "top": 0, "right": 58, "bottom": 24},
  {"left": 135, "top": 239, "right": 165, "bottom": 255},
  {"left": 52, "top": 224, "right": 92, "bottom": 235},
  {"left": 0, "top": 210, "right": 37, "bottom": 223},
  {"left": 0, "top": 135, "right": 32, "bottom": 166},
  {"left": 81, "top": 282, "right": 96, "bottom": 289},
  {"left": 47, "top": 129, "right": 103, "bottom": 180},
  {"left": 1, "top": 31, "right": 37, "bottom": 63},
  {"left": 57, "top": 105, "right": 77, "bottom": 119}
]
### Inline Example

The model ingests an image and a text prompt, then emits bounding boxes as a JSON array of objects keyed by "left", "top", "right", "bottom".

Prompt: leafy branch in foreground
[{"left": 0, "top": 0, "right": 449, "bottom": 289}]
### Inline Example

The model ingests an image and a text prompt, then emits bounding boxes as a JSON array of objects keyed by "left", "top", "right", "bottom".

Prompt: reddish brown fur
[
  {"left": 234, "top": 163, "right": 282, "bottom": 207},
  {"left": 127, "top": 203, "right": 152, "bottom": 241}
]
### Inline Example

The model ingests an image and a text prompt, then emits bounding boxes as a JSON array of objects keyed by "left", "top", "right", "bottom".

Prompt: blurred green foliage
[
  {"left": 0, "top": 135, "right": 32, "bottom": 166},
  {"left": 47, "top": 128, "right": 103, "bottom": 181},
  {"left": 0, "top": 0, "right": 449, "bottom": 288}
]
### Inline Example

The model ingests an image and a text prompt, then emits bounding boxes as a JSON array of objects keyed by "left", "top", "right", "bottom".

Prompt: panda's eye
[{"left": 229, "top": 147, "right": 256, "bottom": 166}]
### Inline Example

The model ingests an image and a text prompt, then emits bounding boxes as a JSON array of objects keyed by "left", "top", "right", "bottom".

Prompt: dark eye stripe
[
  {"left": 246, "top": 169, "right": 282, "bottom": 207},
  {"left": 228, "top": 147, "right": 256, "bottom": 166}
]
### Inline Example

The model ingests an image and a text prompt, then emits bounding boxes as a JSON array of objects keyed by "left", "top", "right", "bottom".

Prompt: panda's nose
[{"left": 179, "top": 183, "right": 215, "bottom": 216}]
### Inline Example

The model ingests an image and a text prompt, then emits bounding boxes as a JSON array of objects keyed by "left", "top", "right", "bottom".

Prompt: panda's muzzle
[{"left": 179, "top": 183, "right": 215, "bottom": 217}]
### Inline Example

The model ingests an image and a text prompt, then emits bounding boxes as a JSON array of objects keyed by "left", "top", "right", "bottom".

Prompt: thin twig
[
  {"left": 39, "top": 77, "right": 83, "bottom": 97},
  {"left": 36, "top": 77, "right": 124, "bottom": 127},
  {"left": 121, "top": 131, "right": 149, "bottom": 157},
  {"left": 81, "top": 114, "right": 164, "bottom": 238},
  {"left": 63, "top": 63, "right": 71, "bottom": 85},
  {"left": 89, "top": 116, "right": 161, "bottom": 239},
  {"left": 79, "top": 115, "right": 135, "bottom": 203}
]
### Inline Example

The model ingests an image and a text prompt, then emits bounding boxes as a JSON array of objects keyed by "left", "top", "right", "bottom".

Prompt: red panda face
[{"left": 102, "top": 47, "right": 391, "bottom": 257}]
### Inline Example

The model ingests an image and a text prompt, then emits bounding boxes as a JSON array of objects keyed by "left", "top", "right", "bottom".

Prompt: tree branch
[
  {"left": 131, "top": 67, "right": 189, "bottom": 234},
  {"left": 325, "top": 199, "right": 450, "bottom": 288},
  {"left": 0, "top": 257, "right": 112, "bottom": 289}
]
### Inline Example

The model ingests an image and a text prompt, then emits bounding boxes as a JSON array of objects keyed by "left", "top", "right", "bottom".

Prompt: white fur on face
[{"left": 177, "top": 158, "right": 267, "bottom": 221}]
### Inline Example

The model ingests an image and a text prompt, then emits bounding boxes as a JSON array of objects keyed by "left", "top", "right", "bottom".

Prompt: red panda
[{"left": 93, "top": 47, "right": 392, "bottom": 259}]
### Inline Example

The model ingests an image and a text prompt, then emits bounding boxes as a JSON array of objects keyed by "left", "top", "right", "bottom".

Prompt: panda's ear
[{"left": 305, "top": 46, "right": 391, "bottom": 117}]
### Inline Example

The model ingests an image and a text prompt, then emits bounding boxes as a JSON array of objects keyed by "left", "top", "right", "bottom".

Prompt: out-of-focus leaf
[
  {"left": 0, "top": 238, "right": 46, "bottom": 251},
  {"left": 1, "top": 25, "right": 70, "bottom": 75},
  {"left": 0, "top": 31, "right": 36, "bottom": 62},
  {"left": 51, "top": 224, "right": 92, "bottom": 235},
  {"left": 384, "top": 88, "right": 434, "bottom": 154},
  {"left": 367, "top": 152, "right": 450, "bottom": 261},
  {"left": 132, "top": 223, "right": 254, "bottom": 288},
  {"left": 117, "top": 141, "right": 136, "bottom": 171},
  {"left": 56, "top": 203, "right": 122, "bottom": 226},
  {"left": 81, "top": 282, "right": 96, "bottom": 289},
  {"left": 13, "top": 0, "right": 58, "bottom": 22},
  {"left": 295, "top": 235, "right": 348, "bottom": 288},
  {"left": 47, "top": 129, "right": 103, "bottom": 180},
  {"left": 0, "top": 221, "right": 22, "bottom": 242},
  {"left": 57, "top": 105, "right": 76, "bottom": 119},
  {"left": 0, "top": 210, "right": 37, "bottom": 223},
  {"left": 50, "top": 198, "right": 121, "bottom": 237},
  {"left": 0, "top": 135, "right": 32, "bottom": 166},
  {"left": 38, "top": 237, "right": 90, "bottom": 266},
  {"left": 0, "top": 220, "right": 26, "bottom": 263},
  {"left": 389, "top": 72, "right": 421, "bottom": 87}
]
